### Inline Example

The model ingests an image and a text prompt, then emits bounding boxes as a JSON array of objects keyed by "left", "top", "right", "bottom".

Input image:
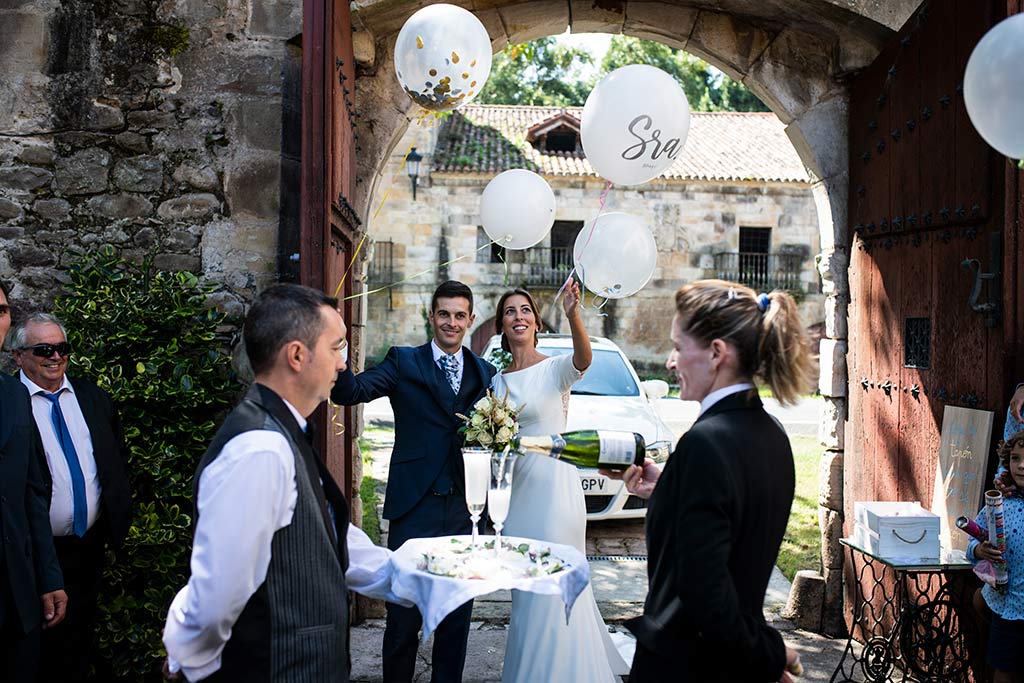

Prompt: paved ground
[{"left": 352, "top": 419, "right": 852, "bottom": 682}]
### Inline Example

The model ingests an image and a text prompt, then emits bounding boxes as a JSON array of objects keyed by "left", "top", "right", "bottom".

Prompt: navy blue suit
[
  {"left": 331, "top": 342, "right": 496, "bottom": 683},
  {"left": 0, "top": 373, "right": 63, "bottom": 681}
]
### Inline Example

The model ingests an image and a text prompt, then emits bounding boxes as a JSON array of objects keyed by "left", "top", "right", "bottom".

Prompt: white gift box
[{"left": 853, "top": 501, "right": 941, "bottom": 560}]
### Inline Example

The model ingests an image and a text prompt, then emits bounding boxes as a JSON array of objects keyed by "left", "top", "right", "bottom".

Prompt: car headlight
[{"left": 646, "top": 440, "right": 671, "bottom": 464}]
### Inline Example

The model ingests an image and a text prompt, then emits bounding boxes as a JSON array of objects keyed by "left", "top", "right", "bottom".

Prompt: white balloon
[
  {"left": 394, "top": 4, "right": 493, "bottom": 113},
  {"left": 480, "top": 170, "right": 556, "bottom": 250},
  {"left": 581, "top": 65, "right": 691, "bottom": 186},
  {"left": 964, "top": 13, "right": 1024, "bottom": 159},
  {"left": 573, "top": 212, "right": 657, "bottom": 299}
]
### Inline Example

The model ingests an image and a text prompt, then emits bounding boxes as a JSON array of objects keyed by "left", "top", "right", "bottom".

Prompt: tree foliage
[
  {"left": 478, "top": 34, "right": 768, "bottom": 113},
  {"left": 477, "top": 36, "right": 594, "bottom": 106},
  {"left": 54, "top": 246, "right": 240, "bottom": 680}
]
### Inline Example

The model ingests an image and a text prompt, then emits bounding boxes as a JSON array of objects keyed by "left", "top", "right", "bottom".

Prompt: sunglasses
[{"left": 19, "top": 342, "right": 73, "bottom": 358}]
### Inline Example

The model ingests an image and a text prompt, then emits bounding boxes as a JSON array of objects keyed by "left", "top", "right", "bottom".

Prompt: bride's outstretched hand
[{"left": 562, "top": 279, "right": 582, "bottom": 318}]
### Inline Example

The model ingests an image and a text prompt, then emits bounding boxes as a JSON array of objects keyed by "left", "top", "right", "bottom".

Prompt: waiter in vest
[{"left": 163, "top": 284, "right": 404, "bottom": 682}]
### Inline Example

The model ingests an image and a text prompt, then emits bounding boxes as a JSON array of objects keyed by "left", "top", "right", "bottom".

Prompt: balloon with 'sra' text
[
  {"left": 394, "top": 4, "right": 493, "bottom": 113},
  {"left": 573, "top": 212, "right": 657, "bottom": 299},
  {"left": 964, "top": 13, "right": 1024, "bottom": 160},
  {"left": 480, "top": 170, "right": 556, "bottom": 250},
  {"left": 581, "top": 65, "right": 691, "bottom": 186}
]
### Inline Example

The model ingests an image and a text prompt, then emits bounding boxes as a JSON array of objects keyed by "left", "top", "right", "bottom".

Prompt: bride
[{"left": 490, "top": 282, "right": 629, "bottom": 683}]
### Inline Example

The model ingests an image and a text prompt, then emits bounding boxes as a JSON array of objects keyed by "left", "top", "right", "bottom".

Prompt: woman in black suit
[{"left": 611, "top": 280, "right": 815, "bottom": 683}]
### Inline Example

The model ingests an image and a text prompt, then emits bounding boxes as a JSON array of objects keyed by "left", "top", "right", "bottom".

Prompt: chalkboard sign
[{"left": 932, "top": 406, "right": 995, "bottom": 552}]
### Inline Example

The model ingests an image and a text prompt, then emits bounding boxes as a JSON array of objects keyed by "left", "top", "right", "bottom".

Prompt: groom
[{"left": 332, "top": 280, "right": 496, "bottom": 683}]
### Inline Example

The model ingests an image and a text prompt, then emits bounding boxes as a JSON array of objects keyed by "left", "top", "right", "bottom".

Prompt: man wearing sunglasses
[
  {"left": 0, "top": 282, "right": 67, "bottom": 682},
  {"left": 11, "top": 312, "right": 131, "bottom": 683}
]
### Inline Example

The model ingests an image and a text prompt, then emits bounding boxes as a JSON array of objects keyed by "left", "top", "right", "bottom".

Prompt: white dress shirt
[
  {"left": 698, "top": 382, "right": 756, "bottom": 417},
  {"left": 163, "top": 398, "right": 404, "bottom": 681},
  {"left": 21, "top": 373, "right": 103, "bottom": 536},
  {"left": 431, "top": 339, "right": 464, "bottom": 388}
]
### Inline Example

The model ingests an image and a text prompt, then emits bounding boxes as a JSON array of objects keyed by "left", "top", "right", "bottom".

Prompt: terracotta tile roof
[{"left": 432, "top": 105, "right": 810, "bottom": 184}]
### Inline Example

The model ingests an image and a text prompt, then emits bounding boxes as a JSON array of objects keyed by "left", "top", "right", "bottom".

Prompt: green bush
[{"left": 55, "top": 246, "right": 240, "bottom": 680}]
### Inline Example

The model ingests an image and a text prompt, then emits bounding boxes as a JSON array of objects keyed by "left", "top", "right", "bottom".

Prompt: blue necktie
[
  {"left": 41, "top": 390, "right": 88, "bottom": 537},
  {"left": 439, "top": 354, "right": 460, "bottom": 394}
]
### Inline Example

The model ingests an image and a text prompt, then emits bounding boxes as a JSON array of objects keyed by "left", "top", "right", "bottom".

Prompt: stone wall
[
  {"left": 0, "top": 0, "right": 301, "bottom": 322},
  {"left": 361, "top": 125, "right": 825, "bottom": 371}
]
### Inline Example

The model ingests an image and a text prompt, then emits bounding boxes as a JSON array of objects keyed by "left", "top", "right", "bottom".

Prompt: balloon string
[
  {"left": 341, "top": 241, "right": 497, "bottom": 302},
  {"left": 555, "top": 180, "right": 613, "bottom": 305}
]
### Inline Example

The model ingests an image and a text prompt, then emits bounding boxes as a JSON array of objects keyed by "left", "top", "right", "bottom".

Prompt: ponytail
[{"left": 675, "top": 279, "right": 816, "bottom": 406}]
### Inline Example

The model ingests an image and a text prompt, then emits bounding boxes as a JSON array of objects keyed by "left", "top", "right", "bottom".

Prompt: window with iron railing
[
  {"left": 524, "top": 247, "right": 574, "bottom": 287},
  {"left": 712, "top": 252, "right": 804, "bottom": 292},
  {"left": 368, "top": 239, "right": 393, "bottom": 285}
]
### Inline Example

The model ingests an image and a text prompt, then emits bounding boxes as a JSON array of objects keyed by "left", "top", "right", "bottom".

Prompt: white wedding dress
[{"left": 491, "top": 354, "right": 629, "bottom": 683}]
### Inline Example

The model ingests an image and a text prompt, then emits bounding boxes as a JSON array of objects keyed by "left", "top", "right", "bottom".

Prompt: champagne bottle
[{"left": 511, "top": 430, "right": 646, "bottom": 470}]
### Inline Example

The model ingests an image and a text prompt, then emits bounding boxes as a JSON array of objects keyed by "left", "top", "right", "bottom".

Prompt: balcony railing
[
  {"left": 523, "top": 246, "right": 574, "bottom": 287},
  {"left": 368, "top": 239, "right": 394, "bottom": 285},
  {"left": 712, "top": 252, "right": 805, "bottom": 292}
]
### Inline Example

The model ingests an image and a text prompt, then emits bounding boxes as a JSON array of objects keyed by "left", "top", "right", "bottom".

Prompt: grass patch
[
  {"left": 358, "top": 437, "right": 383, "bottom": 545},
  {"left": 776, "top": 435, "right": 822, "bottom": 581}
]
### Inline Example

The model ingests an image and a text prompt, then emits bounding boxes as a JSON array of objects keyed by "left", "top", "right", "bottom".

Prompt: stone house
[{"left": 362, "top": 104, "right": 824, "bottom": 374}]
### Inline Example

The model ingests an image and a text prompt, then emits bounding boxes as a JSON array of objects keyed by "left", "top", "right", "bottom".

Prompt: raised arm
[
  {"left": 331, "top": 346, "right": 402, "bottom": 406},
  {"left": 563, "top": 280, "right": 592, "bottom": 372}
]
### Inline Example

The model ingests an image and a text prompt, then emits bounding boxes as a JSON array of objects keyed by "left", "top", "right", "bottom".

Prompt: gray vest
[{"left": 195, "top": 385, "right": 349, "bottom": 683}]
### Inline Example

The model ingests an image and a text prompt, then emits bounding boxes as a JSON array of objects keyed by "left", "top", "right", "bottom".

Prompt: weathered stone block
[
  {"left": 9, "top": 244, "right": 55, "bottom": 268},
  {"left": 249, "top": 0, "right": 302, "bottom": 38},
  {"left": 31, "top": 198, "right": 71, "bottom": 223},
  {"left": 173, "top": 161, "right": 219, "bottom": 191},
  {"left": 166, "top": 229, "right": 199, "bottom": 251},
  {"left": 154, "top": 253, "right": 201, "bottom": 272},
  {"left": 743, "top": 28, "right": 835, "bottom": 123},
  {"left": 127, "top": 109, "right": 177, "bottom": 131},
  {"left": 113, "top": 156, "right": 164, "bottom": 192},
  {"left": 17, "top": 144, "right": 55, "bottom": 166},
  {"left": 782, "top": 569, "right": 824, "bottom": 632},
  {"left": 818, "top": 338, "right": 847, "bottom": 398},
  {"left": 133, "top": 227, "right": 157, "bottom": 248},
  {"left": 0, "top": 11, "right": 48, "bottom": 71},
  {"left": 224, "top": 156, "right": 280, "bottom": 219},
  {"left": 824, "top": 293, "right": 848, "bottom": 340},
  {"left": 622, "top": 3, "right": 696, "bottom": 49},
  {"left": 569, "top": 0, "right": 624, "bottom": 34},
  {"left": 687, "top": 11, "right": 772, "bottom": 81},
  {"left": 115, "top": 132, "right": 149, "bottom": 153},
  {"left": 86, "top": 101, "right": 125, "bottom": 131},
  {"left": 813, "top": 172, "right": 848, "bottom": 252},
  {"left": 786, "top": 95, "right": 848, "bottom": 182},
  {"left": 54, "top": 148, "right": 111, "bottom": 195},
  {"left": 817, "top": 248, "right": 848, "bottom": 296},
  {"left": 352, "top": 28, "right": 376, "bottom": 67},
  {"left": 819, "top": 507, "right": 845, "bottom": 570},
  {"left": 157, "top": 193, "right": 220, "bottom": 220},
  {"left": 818, "top": 396, "right": 845, "bottom": 451},
  {"left": 0, "top": 197, "right": 22, "bottom": 219},
  {"left": 0, "top": 165, "right": 52, "bottom": 191},
  {"left": 498, "top": 2, "right": 569, "bottom": 44},
  {"left": 228, "top": 99, "right": 281, "bottom": 152},
  {"left": 152, "top": 127, "right": 207, "bottom": 154},
  {"left": 0, "top": 225, "right": 25, "bottom": 238},
  {"left": 86, "top": 193, "right": 154, "bottom": 220},
  {"left": 818, "top": 448, "right": 844, "bottom": 510}
]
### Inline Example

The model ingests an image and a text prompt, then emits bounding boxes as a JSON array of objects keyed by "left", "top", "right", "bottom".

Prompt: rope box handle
[{"left": 891, "top": 528, "right": 928, "bottom": 544}]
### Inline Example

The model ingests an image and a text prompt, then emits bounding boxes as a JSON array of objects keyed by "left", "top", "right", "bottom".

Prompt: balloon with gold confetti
[{"left": 394, "top": 4, "right": 493, "bottom": 113}]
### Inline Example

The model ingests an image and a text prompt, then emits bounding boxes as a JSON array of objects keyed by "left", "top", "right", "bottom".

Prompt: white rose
[
  {"left": 471, "top": 413, "right": 485, "bottom": 427},
  {"left": 477, "top": 431, "right": 494, "bottom": 446},
  {"left": 465, "top": 429, "right": 480, "bottom": 444},
  {"left": 474, "top": 397, "right": 492, "bottom": 413},
  {"left": 496, "top": 426, "right": 511, "bottom": 444}
]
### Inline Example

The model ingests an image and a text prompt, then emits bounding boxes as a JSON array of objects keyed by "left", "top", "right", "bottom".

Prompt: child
[{"left": 970, "top": 431, "right": 1024, "bottom": 683}]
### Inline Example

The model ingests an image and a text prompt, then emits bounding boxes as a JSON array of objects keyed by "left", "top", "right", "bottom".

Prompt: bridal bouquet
[{"left": 457, "top": 389, "right": 523, "bottom": 450}]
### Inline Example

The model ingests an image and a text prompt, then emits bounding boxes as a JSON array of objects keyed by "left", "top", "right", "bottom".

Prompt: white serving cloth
[{"left": 389, "top": 534, "right": 590, "bottom": 641}]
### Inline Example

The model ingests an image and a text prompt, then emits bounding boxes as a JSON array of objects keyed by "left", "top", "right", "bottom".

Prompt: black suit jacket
[
  {"left": 331, "top": 343, "right": 496, "bottom": 520},
  {"left": 628, "top": 390, "right": 794, "bottom": 682},
  {"left": 0, "top": 373, "right": 63, "bottom": 635},
  {"left": 23, "top": 374, "right": 132, "bottom": 550}
]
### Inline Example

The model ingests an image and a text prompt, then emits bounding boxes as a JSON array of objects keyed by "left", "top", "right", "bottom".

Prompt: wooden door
[
  {"left": 302, "top": 0, "right": 361, "bottom": 502},
  {"left": 845, "top": 0, "right": 1023, "bottom": 671}
]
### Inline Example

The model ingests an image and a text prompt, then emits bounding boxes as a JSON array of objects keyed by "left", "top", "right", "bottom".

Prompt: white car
[{"left": 482, "top": 333, "right": 675, "bottom": 521}]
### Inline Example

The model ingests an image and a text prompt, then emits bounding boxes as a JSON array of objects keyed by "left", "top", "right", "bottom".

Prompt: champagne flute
[
  {"left": 489, "top": 449, "right": 517, "bottom": 552},
  {"left": 462, "top": 447, "right": 491, "bottom": 547}
]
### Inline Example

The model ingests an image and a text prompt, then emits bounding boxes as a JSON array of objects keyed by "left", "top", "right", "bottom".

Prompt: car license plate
[{"left": 580, "top": 476, "right": 607, "bottom": 492}]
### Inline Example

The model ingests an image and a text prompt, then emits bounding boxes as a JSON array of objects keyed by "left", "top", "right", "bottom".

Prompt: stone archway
[{"left": 346, "top": 0, "right": 920, "bottom": 632}]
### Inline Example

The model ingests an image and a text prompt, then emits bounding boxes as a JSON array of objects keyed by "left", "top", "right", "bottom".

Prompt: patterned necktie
[
  {"left": 438, "top": 353, "right": 460, "bottom": 394},
  {"left": 41, "top": 390, "right": 88, "bottom": 537}
]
